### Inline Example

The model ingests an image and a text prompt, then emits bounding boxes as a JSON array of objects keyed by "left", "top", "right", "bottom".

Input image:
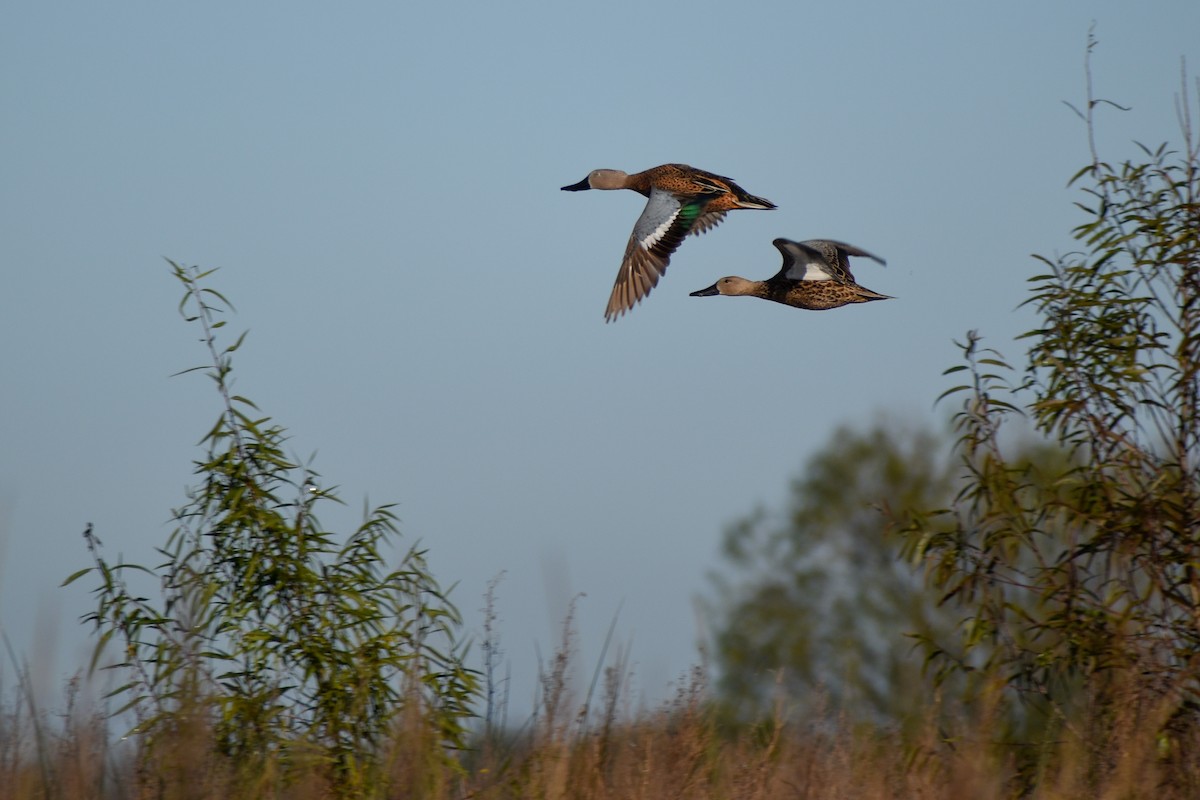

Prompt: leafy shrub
[{"left": 67, "top": 263, "right": 477, "bottom": 797}]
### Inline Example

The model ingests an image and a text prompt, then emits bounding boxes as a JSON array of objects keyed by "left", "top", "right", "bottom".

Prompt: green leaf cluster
[
  {"left": 65, "top": 263, "right": 477, "bottom": 797},
  {"left": 902, "top": 47, "right": 1200, "bottom": 783}
]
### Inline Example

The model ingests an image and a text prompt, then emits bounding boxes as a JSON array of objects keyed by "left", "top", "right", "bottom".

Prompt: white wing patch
[
  {"left": 776, "top": 239, "right": 837, "bottom": 282},
  {"left": 632, "top": 188, "right": 683, "bottom": 252},
  {"left": 780, "top": 253, "right": 834, "bottom": 282},
  {"left": 640, "top": 208, "right": 678, "bottom": 251},
  {"left": 792, "top": 260, "right": 834, "bottom": 281}
]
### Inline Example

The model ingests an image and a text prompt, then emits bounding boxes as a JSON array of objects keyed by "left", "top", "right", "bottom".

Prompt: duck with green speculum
[
  {"left": 561, "top": 164, "right": 776, "bottom": 321},
  {"left": 690, "top": 238, "right": 891, "bottom": 310}
]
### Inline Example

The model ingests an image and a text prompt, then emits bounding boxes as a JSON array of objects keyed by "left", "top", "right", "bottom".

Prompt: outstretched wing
[
  {"left": 689, "top": 209, "right": 728, "bottom": 236},
  {"left": 605, "top": 188, "right": 705, "bottom": 321},
  {"left": 774, "top": 238, "right": 885, "bottom": 284},
  {"left": 773, "top": 239, "right": 840, "bottom": 282}
]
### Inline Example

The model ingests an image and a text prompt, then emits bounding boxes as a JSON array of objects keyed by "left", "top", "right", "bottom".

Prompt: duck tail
[
  {"left": 736, "top": 193, "right": 777, "bottom": 210},
  {"left": 856, "top": 286, "right": 893, "bottom": 302}
]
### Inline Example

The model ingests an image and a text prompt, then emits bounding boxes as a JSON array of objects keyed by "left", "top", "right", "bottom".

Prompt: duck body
[
  {"left": 690, "top": 238, "right": 891, "bottom": 311},
  {"left": 561, "top": 163, "right": 775, "bottom": 321}
]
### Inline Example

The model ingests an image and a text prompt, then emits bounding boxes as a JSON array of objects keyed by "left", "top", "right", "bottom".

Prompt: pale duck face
[
  {"left": 560, "top": 168, "right": 628, "bottom": 192},
  {"left": 690, "top": 276, "right": 757, "bottom": 298},
  {"left": 586, "top": 169, "right": 629, "bottom": 190},
  {"left": 713, "top": 276, "right": 757, "bottom": 296}
]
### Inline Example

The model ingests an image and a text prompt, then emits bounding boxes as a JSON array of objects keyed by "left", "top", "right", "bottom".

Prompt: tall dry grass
[{"left": 4, "top": 644, "right": 1198, "bottom": 800}]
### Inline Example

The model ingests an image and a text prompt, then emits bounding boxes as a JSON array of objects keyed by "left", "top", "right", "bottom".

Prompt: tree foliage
[
  {"left": 707, "top": 46, "right": 1200, "bottom": 794},
  {"left": 706, "top": 423, "right": 959, "bottom": 724},
  {"left": 902, "top": 45, "right": 1200, "bottom": 784},
  {"left": 66, "top": 263, "right": 477, "bottom": 797}
]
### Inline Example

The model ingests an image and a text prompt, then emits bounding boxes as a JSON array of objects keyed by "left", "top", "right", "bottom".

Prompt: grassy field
[{"left": 4, "top": 657, "right": 1197, "bottom": 800}]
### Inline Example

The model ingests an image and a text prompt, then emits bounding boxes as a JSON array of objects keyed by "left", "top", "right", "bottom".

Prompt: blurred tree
[{"left": 705, "top": 422, "right": 959, "bottom": 725}]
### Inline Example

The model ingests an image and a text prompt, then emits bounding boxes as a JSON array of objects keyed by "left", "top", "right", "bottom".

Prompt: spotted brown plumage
[
  {"left": 561, "top": 163, "right": 776, "bottom": 321},
  {"left": 689, "top": 238, "right": 892, "bottom": 311}
]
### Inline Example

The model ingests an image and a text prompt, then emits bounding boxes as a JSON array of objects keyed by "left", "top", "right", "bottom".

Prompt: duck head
[{"left": 560, "top": 169, "right": 629, "bottom": 191}]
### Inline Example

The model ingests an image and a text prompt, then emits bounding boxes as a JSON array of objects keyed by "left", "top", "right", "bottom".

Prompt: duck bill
[
  {"left": 690, "top": 283, "right": 720, "bottom": 297},
  {"left": 560, "top": 176, "right": 591, "bottom": 191}
]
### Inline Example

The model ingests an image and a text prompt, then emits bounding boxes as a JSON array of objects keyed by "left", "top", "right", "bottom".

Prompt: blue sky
[{"left": 3, "top": 2, "right": 1198, "bottom": 712}]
